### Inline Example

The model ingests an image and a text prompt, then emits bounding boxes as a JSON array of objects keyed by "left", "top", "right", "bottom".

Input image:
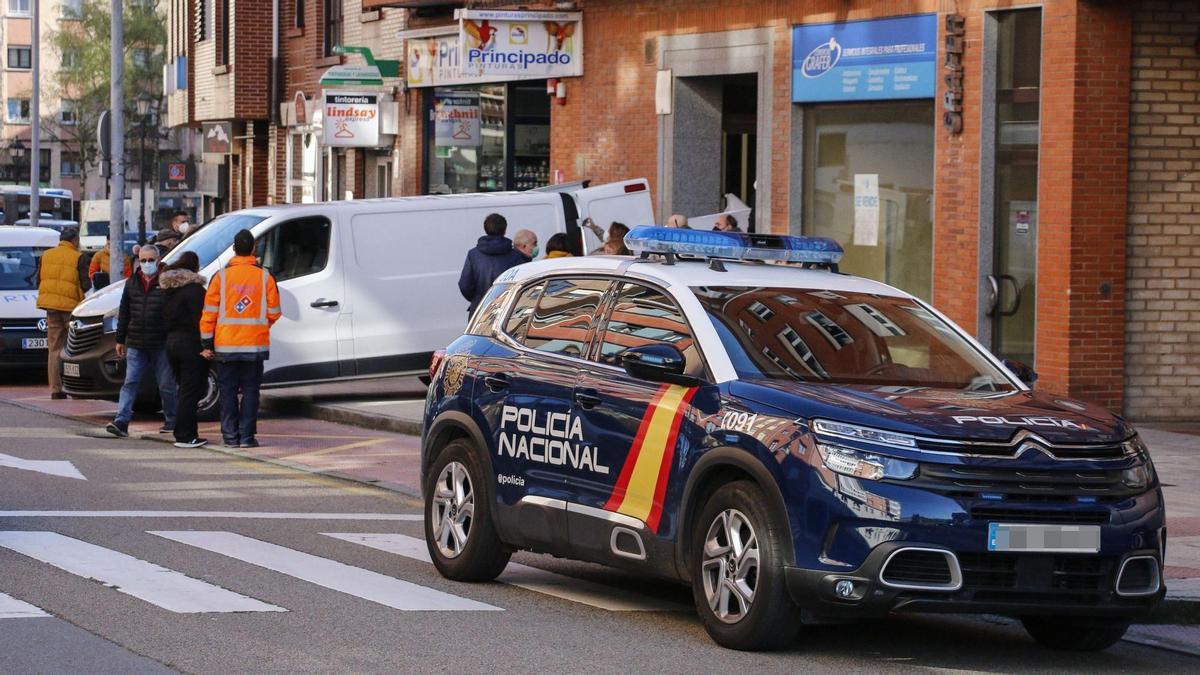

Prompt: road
[{"left": 1, "top": 400, "right": 1195, "bottom": 674}]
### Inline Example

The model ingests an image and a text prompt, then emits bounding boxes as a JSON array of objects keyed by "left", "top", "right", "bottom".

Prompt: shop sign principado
[
  {"left": 792, "top": 14, "right": 937, "bottom": 103},
  {"left": 456, "top": 9, "right": 583, "bottom": 79},
  {"left": 323, "top": 92, "right": 380, "bottom": 147},
  {"left": 406, "top": 32, "right": 513, "bottom": 88}
]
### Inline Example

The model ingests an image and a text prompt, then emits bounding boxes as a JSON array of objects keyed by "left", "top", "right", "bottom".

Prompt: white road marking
[
  {"left": 0, "top": 454, "right": 86, "bottom": 480},
  {"left": 151, "top": 531, "right": 500, "bottom": 612},
  {"left": 324, "top": 532, "right": 684, "bottom": 612},
  {"left": 0, "top": 592, "right": 48, "bottom": 619},
  {"left": 0, "top": 532, "right": 284, "bottom": 614},
  {"left": 0, "top": 511, "right": 422, "bottom": 521}
]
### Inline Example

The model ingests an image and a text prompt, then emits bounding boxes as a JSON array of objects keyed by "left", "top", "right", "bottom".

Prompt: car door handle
[
  {"left": 310, "top": 299, "right": 339, "bottom": 308},
  {"left": 484, "top": 374, "right": 509, "bottom": 392},
  {"left": 574, "top": 389, "right": 602, "bottom": 410}
]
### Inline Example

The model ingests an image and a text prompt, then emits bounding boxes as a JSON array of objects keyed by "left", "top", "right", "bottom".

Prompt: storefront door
[{"left": 980, "top": 9, "right": 1041, "bottom": 366}]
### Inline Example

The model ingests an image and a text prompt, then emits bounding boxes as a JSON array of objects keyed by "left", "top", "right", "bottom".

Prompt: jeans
[
  {"left": 217, "top": 360, "right": 264, "bottom": 444},
  {"left": 115, "top": 347, "right": 177, "bottom": 426},
  {"left": 45, "top": 310, "right": 70, "bottom": 395},
  {"left": 167, "top": 339, "right": 209, "bottom": 443}
]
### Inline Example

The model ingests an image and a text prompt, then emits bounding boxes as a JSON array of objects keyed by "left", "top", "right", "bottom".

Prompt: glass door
[{"left": 984, "top": 9, "right": 1041, "bottom": 366}]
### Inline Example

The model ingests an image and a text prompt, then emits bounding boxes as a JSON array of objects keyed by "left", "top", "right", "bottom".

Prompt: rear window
[
  {"left": 695, "top": 286, "right": 1015, "bottom": 391},
  {"left": 0, "top": 246, "right": 47, "bottom": 290}
]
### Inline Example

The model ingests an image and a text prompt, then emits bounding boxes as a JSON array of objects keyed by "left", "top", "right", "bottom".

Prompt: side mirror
[
  {"left": 620, "top": 344, "right": 702, "bottom": 387},
  {"left": 1003, "top": 358, "right": 1038, "bottom": 387}
]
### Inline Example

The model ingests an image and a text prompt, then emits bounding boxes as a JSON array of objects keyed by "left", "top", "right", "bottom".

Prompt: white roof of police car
[
  {"left": 504, "top": 254, "right": 911, "bottom": 298},
  {"left": 0, "top": 226, "right": 61, "bottom": 247}
]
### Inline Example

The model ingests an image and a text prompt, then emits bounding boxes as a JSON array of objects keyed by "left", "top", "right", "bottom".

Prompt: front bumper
[
  {"left": 0, "top": 324, "right": 49, "bottom": 366},
  {"left": 60, "top": 321, "right": 125, "bottom": 399}
]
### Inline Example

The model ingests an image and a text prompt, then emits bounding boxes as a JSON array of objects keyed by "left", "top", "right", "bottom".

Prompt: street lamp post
[{"left": 136, "top": 93, "right": 152, "bottom": 245}]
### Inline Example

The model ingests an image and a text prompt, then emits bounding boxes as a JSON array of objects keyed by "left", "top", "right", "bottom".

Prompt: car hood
[
  {"left": 728, "top": 379, "right": 1131, "bottom": 445},
  {"left": 72, "top": 279, "right": 126, "bottom": 318}
]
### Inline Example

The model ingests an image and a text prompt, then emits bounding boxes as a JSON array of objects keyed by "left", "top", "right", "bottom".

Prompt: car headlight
[
  {"left": 1123, "top": 434, "right": 1149, "bottom": 459},
  {"left": 1121, "top": 463, "right": 1154, "bottom": 490},
  {"left": 817, "top": 443, "right": 918, "bottom": 481},
  {"left": 812, "top": 419, "right": 917, "bottom": 448},
  {"left": 102, "top": 309, "right": 118, "bottom": 334}
]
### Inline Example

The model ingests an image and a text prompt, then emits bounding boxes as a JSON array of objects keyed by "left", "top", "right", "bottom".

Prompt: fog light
[{"left": 835, "top": 580, "right": 856, "bottom": 598}]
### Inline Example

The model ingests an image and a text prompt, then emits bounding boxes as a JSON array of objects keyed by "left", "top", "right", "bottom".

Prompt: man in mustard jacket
[
  {"left": 36, "top": 227, "right": 91, "bottom": 399},
  {"left": 200, "top": 230, "right": 281, "bottom": 448}
]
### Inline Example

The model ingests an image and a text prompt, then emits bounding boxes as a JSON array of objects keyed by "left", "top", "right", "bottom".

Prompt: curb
[{"left": 260, "top": 397, "right": 424, "bottom": 436}]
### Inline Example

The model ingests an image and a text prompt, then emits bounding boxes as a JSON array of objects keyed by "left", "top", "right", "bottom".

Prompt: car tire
[
  {"left": 424, "top": 438, "right": 511, "bottom": 582},
  {"left": 690, "top": 480, "right": 801, "bottom": 651},
  {"left": 196, "top": 369, "right": 219, "bottom": 421},
  {"left": 1020, "top": 616, "right": 1131, "bottom": 651}
]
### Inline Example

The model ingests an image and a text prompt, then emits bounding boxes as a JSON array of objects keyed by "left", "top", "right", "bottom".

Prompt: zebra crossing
[{"left": 0, "top": 527, "right": 687, "bottom": 619}]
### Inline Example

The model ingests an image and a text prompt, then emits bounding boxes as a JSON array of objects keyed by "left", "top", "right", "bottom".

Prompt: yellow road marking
[{"left": 285, "top": 438, "right": 389, "bottom": 462}]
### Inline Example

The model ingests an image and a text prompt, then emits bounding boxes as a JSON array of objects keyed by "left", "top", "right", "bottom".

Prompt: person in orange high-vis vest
[{"left": 200, "top": 229, "right": 281, "bottom": 448}]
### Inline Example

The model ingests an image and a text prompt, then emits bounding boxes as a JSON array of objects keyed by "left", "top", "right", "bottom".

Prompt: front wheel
[
  {"left": 1021, "top": 616, "right": 1131, "bottom": 651},
  {"left": 423, "top": 439, "right": 511, "bottom": 582},
  {"left": 690, "top": 480, "right": 801, "bottom": 651}
]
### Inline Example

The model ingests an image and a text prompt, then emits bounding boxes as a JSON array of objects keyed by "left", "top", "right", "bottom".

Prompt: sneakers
[
  {"left": 240, "top": 438, "right": 260, "bottom": 449},
  {"left": 223, "top": 438, "right": 240, "bottom": 449},
  {"left": 159, "top": 425, "right": 175, "bottom": 434},
  {"left": 105, "top": 421, "right": 129, "bottom": 438},
  {"left": 174, "top": 438, "right": 208, "bottom": 449}
]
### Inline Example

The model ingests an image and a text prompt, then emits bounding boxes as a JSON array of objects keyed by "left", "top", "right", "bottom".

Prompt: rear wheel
[
  {"left": 691, "top": 480, "right": 800, "bottom": 650},
  {"left": 423, "top": 439, "right": 511, "bottom": 582},
  {"left": 1020, "top": 616, "right": 1131, "bottom": 651}
]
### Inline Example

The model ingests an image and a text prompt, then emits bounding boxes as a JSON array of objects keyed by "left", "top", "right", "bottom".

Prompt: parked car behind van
[{"left": 58, "top": 179, "right": 655, "bottom": 416}]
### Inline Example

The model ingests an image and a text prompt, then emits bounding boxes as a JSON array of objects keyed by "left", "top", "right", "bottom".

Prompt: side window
[
  {"left": 518, "top": 278, "right": 610, "bottom": 358},
  {"left": 467, "top": 283, "right": 515, "bottom": 337},
  {"left": 256, "top": 217, "right": 331, "bottom": 283},
  {"left": 503, "top": 281, "right": 544, "bottom": 343},
  {"left": 597, "top": 282, "right": 704, "bottom": 377}
]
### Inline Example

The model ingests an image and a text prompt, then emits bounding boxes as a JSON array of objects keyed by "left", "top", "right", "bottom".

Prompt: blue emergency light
[{"left": 624, "top": 226, "right": 844, "bottom": 265}]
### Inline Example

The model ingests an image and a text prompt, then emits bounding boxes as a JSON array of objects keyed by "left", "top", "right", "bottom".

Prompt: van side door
[
  {"left": 254, "top": 215, "right": 345, "bottom": 384},
  {"left": 573, "top": 179, "right": 655, "bottom": 253}
]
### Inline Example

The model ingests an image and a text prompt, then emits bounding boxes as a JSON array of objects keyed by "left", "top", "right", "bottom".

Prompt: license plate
[
  {"left": 988, "top": 523, "right": 1101, "bottom": 553},
  {"left": 62, "top": 362, "right": 80, "bottom": 377},
  {"left": 21, "top": 338, "right": 48, "bottom": 349}
]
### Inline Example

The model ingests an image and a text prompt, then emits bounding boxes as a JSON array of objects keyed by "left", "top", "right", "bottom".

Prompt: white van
[
  {"left": 79, "top": 199, "right": 136, "bottom": 253},
  {"left": 0, "top": 227, "right": 60, "bottom": 367},
  {"left": 60, "top": 179, "right": 654, "bottom": 404}
]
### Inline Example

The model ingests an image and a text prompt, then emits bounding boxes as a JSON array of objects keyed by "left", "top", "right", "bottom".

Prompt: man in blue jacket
[{"left": 458, "top": 213, "right": 529, "bottom": 315}]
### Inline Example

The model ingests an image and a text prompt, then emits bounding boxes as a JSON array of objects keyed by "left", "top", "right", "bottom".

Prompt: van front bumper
[{"left": 0, "top": 320, "right": 49, "bottom": 366}]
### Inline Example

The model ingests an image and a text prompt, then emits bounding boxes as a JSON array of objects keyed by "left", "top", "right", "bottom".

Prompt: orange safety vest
[
  {"left": 200, "top": 256, "right": 281, "bottom": 356},
  {"left": 89, "top": 248, "right": 132, "bottom": 281},
  {"left": 37, "top": 241, "right": 84, "bottom": 312}
]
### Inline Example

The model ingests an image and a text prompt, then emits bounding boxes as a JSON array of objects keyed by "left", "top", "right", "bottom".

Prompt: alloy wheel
[
  {"left": 431, "top": 461, "right": 475, "bottom": 559},
  {"left": 701, "top": 508, "right": 760, "bottom": 624}
]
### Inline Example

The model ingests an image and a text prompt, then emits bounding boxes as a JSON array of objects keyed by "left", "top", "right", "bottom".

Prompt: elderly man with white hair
[{"left": 512, "top": 229, "right": 539, "bottom": 261}]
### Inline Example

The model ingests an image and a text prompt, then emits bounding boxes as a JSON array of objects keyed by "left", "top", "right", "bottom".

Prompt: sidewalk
[{"left": 3, "top": 378, "right": 1199, "bottom": 653}]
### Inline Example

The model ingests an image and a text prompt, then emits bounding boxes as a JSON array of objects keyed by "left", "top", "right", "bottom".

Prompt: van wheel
[
  {"left": 691, "top": 480, "right": 801, "bottom": 651},
  {"left": 424, "top": 439, "right": 511, "bottom": 582},
  {"left": 1021, "top": 616, "right": 1131, "bottom": 651}
]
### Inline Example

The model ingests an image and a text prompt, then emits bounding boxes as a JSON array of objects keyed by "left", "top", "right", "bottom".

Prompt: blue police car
[{"left": 421, "top": 227, "right": 1164, "bottom": 651}]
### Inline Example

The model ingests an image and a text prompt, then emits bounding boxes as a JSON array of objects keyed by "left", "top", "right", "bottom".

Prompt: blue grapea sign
[{"left": 792, "top": 14, "right": 938, "bottom": 103}]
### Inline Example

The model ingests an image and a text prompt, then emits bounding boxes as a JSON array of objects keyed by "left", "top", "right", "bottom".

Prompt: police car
[{"left": 421, "top": 227, "right": 1164, "bottom": 651}]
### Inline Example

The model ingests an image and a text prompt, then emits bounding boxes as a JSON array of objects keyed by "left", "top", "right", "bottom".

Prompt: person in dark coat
[
  {"left": 159, "top": 251, "right": 209, "bottom": 448},
  {"left": 107, "top": 244, "right": 177, "bottom": 437},
  {"left": 458, "top": 213, "right": 527, "bottom": 314}
]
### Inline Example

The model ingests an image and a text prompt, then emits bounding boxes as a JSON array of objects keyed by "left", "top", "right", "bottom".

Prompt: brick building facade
[{"left": 167, "top": 0, "right": 1199, "bottom": 421}]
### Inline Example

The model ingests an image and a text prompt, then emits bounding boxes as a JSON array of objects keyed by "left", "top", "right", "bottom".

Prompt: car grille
[
  {"left": 0, "top": 318, "right": 41, "bottom": 331},
  {"left": 900, "top": 463, "right": 1138, "bottom": 499},
  {"left": 969, "top": 505, "right": 1111, "bottom": 525},
  {"left": 881, "top": 550, "right": 954, "bottom": 586},
  {"left": 916, "top": 437, "right": 1126, "bottom": 461},
  {"left": 957, "top": 553, "right": 1116, "bottom": 602},
  {"left": 62, "top": 373, "right": 99, "bottom": 393},
  {"left": 65, "top": 322, "right": 103, "bottom": 355}
]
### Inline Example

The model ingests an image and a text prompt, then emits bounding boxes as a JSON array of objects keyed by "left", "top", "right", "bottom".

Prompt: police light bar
[{"left": 624, "top": 226, "right": 844, "bottom": 265}]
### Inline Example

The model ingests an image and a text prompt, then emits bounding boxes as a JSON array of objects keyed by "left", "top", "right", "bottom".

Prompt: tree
[{"left": 44, "top": 0, "right": 166, "bottom": 193}]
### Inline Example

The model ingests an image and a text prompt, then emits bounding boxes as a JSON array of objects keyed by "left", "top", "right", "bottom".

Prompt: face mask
[
  {"left": 178, "top": 222, "right": 190, "bottom": 234},
  {"left": 530, "top": 246, "right": 540, "bottom": 259},
  {"left": 140, "top": 261, "right": 159, "bottom": 276}
]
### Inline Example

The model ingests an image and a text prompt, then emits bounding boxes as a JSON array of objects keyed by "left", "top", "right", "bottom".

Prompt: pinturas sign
[{"left": 456, "top": 9, "right": 583, "bottom": 79}]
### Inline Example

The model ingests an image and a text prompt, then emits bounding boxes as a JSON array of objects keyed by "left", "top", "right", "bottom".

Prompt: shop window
[
  {"left": 801, "top": 102, "right": 935, "bottom": 300},
  {"left": 286, "top": 131, "right": 320, "bottom": 203},
  {"left": 256, "top": 217, "right": 331, "bottom": 283},
  {"left": 426, "top": 82, "right": 550, "bottom": 194}
]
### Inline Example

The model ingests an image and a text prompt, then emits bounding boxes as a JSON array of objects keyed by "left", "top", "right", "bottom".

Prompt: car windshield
[
  {"left": 694, "top": 287, "right": 1016, "bottom": 391},
  {"left": 0, "top": 246, "right": 47, "bottom": 290},
  {"left": 162, "top": 213, "right": 267, "bottom": 270}
]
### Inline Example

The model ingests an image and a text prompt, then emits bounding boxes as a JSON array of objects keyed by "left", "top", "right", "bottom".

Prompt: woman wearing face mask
[{"left": 159, "top": 251, "right": 209, "bottom": 449}]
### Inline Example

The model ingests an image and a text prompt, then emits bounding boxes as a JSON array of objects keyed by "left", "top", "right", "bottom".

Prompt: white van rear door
[{"left": 572, "top": 179, "right": 655, "bottom": 253}]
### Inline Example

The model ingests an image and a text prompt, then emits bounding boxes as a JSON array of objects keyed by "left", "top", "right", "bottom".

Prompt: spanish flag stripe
[
  {"left": 602, "top": 384, "right": 670, "bottom": 513},
  {"left": 645, "top": 387, "right": 698, "bottom": 532},
  {"left": 611, "top": 385, "right": 692, "bottom": 524}
]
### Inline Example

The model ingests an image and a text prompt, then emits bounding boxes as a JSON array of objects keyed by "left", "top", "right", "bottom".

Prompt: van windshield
[
  {"left": 0, "top": 246, "right": 47, "bottom": 290},
  {"left": 162, "top": 213, "right": 267, "bottom": 270},
  {"left": 695, "top": 286, "right": 1016, "bottom": 392}
]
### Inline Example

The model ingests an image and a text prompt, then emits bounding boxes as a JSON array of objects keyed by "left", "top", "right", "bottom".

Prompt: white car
[{"left": 0, "top": 227, "right": 60, "bottom": 366}]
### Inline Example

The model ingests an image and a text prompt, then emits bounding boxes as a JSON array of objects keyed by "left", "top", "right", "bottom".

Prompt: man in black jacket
[
  {"left": 458, "top": 213, "right": 528, "bottom": 315},
  {"left": 106, "top": 244, "right": 177, "bottom": 437}
]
